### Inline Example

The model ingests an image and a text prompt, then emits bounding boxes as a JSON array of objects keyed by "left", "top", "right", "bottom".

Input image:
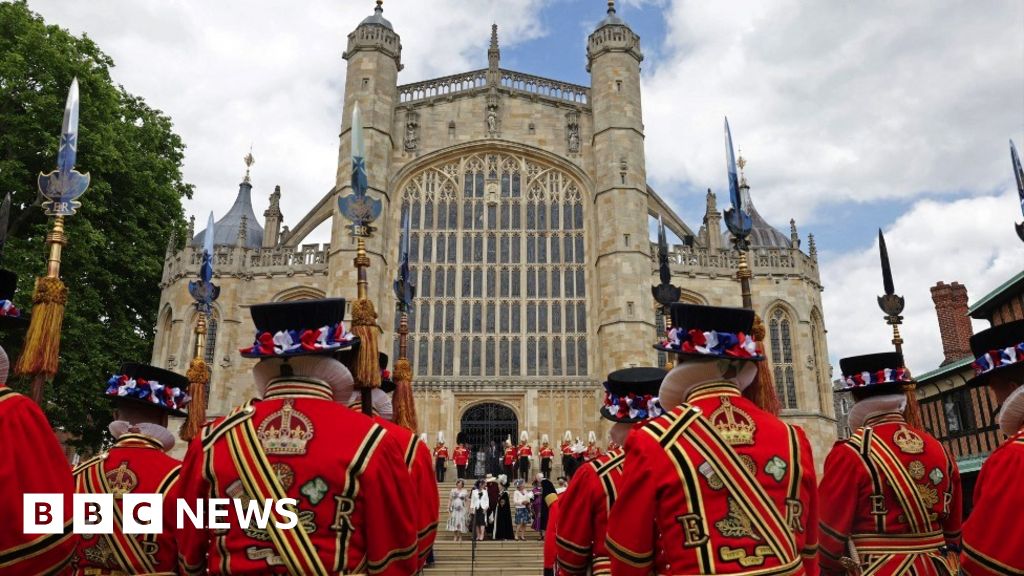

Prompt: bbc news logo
[{"left": 24, "top": 494, "right": 300, "bottom": 534}]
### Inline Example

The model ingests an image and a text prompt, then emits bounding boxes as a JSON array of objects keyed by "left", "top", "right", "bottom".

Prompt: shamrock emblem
[
  {"left": 301, "top": 477, "right": 329, "bottom": 505},
  {"left": 764, "top": 456, "right": 787, "bottom": 483},
  {"left": 929, "top": 468, "right": 944, "bottom": 486}
]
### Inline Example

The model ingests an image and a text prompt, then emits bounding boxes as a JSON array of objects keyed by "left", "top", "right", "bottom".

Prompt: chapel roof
[{"left": 192, "top": 154, "right": 264, "bottom": 250}]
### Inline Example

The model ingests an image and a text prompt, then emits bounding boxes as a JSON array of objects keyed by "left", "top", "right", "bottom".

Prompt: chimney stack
[{"left": 930, "top": 281, "right": 973, "bottom": 365}]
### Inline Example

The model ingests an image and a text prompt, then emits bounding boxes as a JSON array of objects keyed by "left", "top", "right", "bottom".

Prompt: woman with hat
[
  {"left": 960, "top": 321, "right": 1024, "bottom": 574},
  {"left": 818, "top": 352, "right": 962, "bottom": 576},
  {"left": 175, "top": 298, "right": 419, "bottom": 575},
  {"left": 606, "top": 303, "right": 819, "bottom": 576},
  {"left": 556, "top": 366, "right": 666, "bottom": 575},
  {"left": 72, "top": 363, "right": 191, "bottom": 575},
  {"left": 0, "top": 269, "right": 79, "bottom": 575}
]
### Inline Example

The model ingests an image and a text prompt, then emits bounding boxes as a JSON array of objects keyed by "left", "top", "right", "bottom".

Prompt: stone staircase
[{"left": 425, "top": 478, "right": 544, "bottom": 575}]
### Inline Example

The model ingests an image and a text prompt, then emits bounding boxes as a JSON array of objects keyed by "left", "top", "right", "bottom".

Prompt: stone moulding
[{"left": 398, "top": 68, "right": 590, "bottom": 107}]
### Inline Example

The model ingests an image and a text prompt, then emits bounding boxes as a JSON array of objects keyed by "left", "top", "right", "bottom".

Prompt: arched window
[
  {"left": 769, "top": 307, "right": 798, "bottom": 409},
  {"left": 157, "top": 307, "right": 173, "bottom": 367},
  {"left": 810, "top": 309, "right": 830, "bottom": 413}
]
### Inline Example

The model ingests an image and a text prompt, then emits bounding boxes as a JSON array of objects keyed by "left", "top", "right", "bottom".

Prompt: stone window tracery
[
  {"left": 400, "top": 151, "right": 588, "bottom": 379},
  {"left": 769, "top": 307, "right": 799, "bottom": 409}
]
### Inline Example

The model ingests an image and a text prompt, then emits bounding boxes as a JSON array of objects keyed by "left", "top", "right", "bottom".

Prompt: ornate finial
[
  {"left": 790, "top": 219, "right": 797, "bottom": 235},
  {"left": 375, "top": 0, "right": 383, "bottom": 13},
  {"left": 808, "top": 233, "right": 817, "bottom": 258},
  {"left": 237, "top": 214, "right": 248, "bottom": 246},
  {"left": 187, "top": 214, "right": 196, "bottom": 239},
  {"left": 608, "top": 0, "right": 616, "bottom": 15},
  {"left": 737, "top": 151, "right": 749, "bottom": 188},
  {"left": 243, "top": 146, "right": 255, "bottom": 183},
  {"left": 490, "top": 24, "right": 499, "bottom": 50}
]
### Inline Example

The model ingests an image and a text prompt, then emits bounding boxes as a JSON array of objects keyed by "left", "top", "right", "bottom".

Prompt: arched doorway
[{"left": 460, "top": 402, "right": 518, "bottom": 454}]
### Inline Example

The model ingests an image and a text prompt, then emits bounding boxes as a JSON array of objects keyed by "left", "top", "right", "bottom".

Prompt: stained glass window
[{"left": 769, "top": 308, "right": 798, "bottom": 409}]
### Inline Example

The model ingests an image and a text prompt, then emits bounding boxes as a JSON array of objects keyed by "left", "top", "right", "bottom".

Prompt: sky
[{"left": 24, "top": 0, "right": 1024, "bottom": 375}]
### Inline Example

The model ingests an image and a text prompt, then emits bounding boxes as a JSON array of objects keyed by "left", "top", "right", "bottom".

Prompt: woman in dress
[
  {"left": 492, "top": 475, "right": 515, "bottom": 540},
  {"left": 537, "top": 476, "right": 556, "bottom": 540},
  {"left": 531, "top": 476, "right": 543, "bottom": 535},
  {"left": 447, "top": 479, "right": 469, "bottom": 541},
  {"left": 470, "top": 479, "right": 489, "bottom": 542},
  {"left": 513, "top": 481, "right": 535, "bottom": 541}
]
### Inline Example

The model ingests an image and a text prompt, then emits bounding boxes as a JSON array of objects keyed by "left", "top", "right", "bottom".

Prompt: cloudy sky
[{"left": 26, "top": 0, "right": 1024, "bottom": 374}]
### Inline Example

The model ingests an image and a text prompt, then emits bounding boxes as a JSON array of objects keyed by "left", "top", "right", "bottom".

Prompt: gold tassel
[
  {"left": 180, "top": 357, "right": 210, "bottom": 442},
  {"left": 15, "top": 276, "right": 68, "bottom": 381},
  {"left": 391, "top": 358, "right": 418, "bottom": 432},
  {"left": 350, "top": 298, "right": 380, "bottom": 389},
  {"left": 902, "top": 382, "right": 924, "bottom": 430},
  {"left": 744, "top": 313, "right": 781, "bottom": 416}
]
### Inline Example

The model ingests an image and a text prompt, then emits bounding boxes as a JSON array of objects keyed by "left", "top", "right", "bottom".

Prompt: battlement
[
  {"left": 398, "top": 68, "right": 590, "bottom": 107},
  {"left": 653, "top": 242, "right": 821, "bottom": 285},
  {"left": 161, "top": 243, "right": 329, "bottom": 286}
]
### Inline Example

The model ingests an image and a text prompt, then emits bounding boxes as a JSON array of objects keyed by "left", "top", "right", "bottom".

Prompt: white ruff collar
[
  {"left": 999, "top": 385, "right": 1024, "bottom": 438},
  {"left": 108, "top": 420, "right": 175, "bottom": 452},
  {"left": 848, "top": 394, "right": 906, "bottom": 430}
]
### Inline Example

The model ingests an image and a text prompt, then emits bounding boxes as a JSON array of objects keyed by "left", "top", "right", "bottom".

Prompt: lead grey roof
[
  {"left": 192, "top": 180, "right": 264, "bottom": 249},
  {"left": 720, "top": 186, "right": 792, "bottom": 249},
  {"left": 360, "top": 4, "right": 393, "bottom": 30}
]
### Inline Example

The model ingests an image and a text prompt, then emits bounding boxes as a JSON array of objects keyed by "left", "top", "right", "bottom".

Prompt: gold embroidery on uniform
[
  {"left": 908, "top": 460, "right": 925, "bottom": 480},
  {"left": 271, "top": 462, "right": 295, "bottom": 491},
  {"left": 257, "top": 400, "right": 314, "bottom": 456},
  {"left": 719, "top": 545, "right": 774, "bottom": 567},
  {"left": 677, "top": 513, "right": 709, "bottom": 546},
  {"left": 870, "top": 494, "right": 887, "bottom": 516},
  {"left": 330, "top": 495, "right": 357, "bottom": 533},
  {"left": 698, "top": 462, "right": 724, "bottom": 490},
  {"left": 105, "top": 461, "right": 138, "bottom": 498},
  {"left": 785, "top": 499, "right": 804, "bottom": 533},
  {"left": 84, "top": 536, "right": 117, "bottom": 569},
  {"left": 916, "top": 483, "right": 939, "bottom": 508},
  {"left": 893, "top": 425, "right": 924, "bottom": 454},
  {"left": 243, "top": 510, "right": 317, "bottom": 542},
  {"left": 708, "top": 397, "right": 756, "bottom": 446},
  {"left": 715, "top": 497, "right": 761, "bottom": 540},
  {"left": 246, "top": 546, "right": 285, "bottom": 566}
]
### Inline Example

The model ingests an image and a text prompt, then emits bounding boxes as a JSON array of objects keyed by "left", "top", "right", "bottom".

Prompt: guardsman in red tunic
[
  {"left": 453, "top": 443, "right": 471, "bottom": 480},
  {"left": 517, "top": 431, "right": 533, "bottom": 482},
  {"left": 540, "top": 435, "right": 555, "bottom": 479},
  {"left": 560, "top": 431, "right": 577, "bottom": 479},
  {"left": 176, "top": 298, "right": 418, "bottom": 575},
  {"left": 346, "top": 352, "right": 439, "bottom": 570},
  {"left": 556, "top": 367, "right": 667, "bottom": 576},
  {"left": 434, "top": 434, "right": 450, "bottom": 483},
  {"left": 584, "top": 432, "right": 601, "bottom": 462},
  {"left": 607, "top": 304, "right": 819, "bottom": 576},
  {"left": 0, "top": 288, "right": 78, "bottom": 576},
  {"left": 73, "top": 363, "right": 190, "bottom": 576},
  {"left": 819, "top": 352, "right": 961, "bottom": 576},
  {"left": 544, "top": 492, "right": 561, "bottom": 576},
  {"left": 960, "top": 321, "right": 1024, "bottom": 574},
  {"left": 503, "top": 438, "right": 516, "bottom": 479}
]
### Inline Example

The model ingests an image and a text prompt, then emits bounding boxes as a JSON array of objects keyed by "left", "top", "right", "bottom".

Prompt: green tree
[{"left": 0, "top": 1, "right": 191, "bottom": 451}]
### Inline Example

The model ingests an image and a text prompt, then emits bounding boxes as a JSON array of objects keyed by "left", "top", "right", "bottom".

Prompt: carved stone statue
[
  {"left": 568, "top": 128, "right": 580, "bottom": 153},
  {"left": 404, "top": 112, "right": 419, "bottom": 151},
  {"left": 487, "top": 109, "right": 498, "bottom": 135}
]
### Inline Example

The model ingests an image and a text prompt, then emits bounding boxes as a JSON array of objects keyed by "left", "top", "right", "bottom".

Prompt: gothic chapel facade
[{"left": 155, "top": 3, "right": 836, "bottom": 461}]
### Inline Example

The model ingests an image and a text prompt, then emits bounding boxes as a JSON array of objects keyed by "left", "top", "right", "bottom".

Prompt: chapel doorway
[{"left": 459, "top": 402, "right": 518, "bottom": 457}]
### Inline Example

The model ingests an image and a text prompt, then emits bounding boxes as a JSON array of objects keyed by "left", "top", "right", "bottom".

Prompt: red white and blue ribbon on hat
[
  {"left": 602, "top": 391, "right": 664, "bottom": 421},
  {"left": 240, "top": 321, "right": 355, "bottom": 357},
  {"left": 660, "top": 327, "right": 758, "bottom": 359},
  {"left": 842, "top": 367, "right": 911, "bottom": 389},
  {"left": 0, "top": 300, "right": 20, "bottom": 317},
  {"left": 972, "top": 342, "right": 1024, "bottom": 376},
  {"left": 105, "top": 374, "right": 190, "bottom": 411}
]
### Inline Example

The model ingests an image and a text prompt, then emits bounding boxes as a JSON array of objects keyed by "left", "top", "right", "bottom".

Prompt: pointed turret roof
[
  {"left": 596, "top": 0, "right": 627, "bottom": 29},
  {"left": 720, "top": 155, "right": 791, "bottom": 249},
  {"left": 193, "top": 153, "right": 264, "bottom": 249},
  {"left": 360, "top": 0, "right": 393, "bottom": 30}
]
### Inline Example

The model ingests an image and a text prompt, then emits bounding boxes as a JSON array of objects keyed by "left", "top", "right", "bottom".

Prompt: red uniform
[
  {"left": 503, "top": 446, "right": 516, "bottom": 466},
  {"left": 176, "top": 379, "right": 418, "bottom": 575},
  {"left": 373, "top": 416, "right": 439, "bottom": 568},
  {"left": 555, "top": 448, "right": 624, "bottom": 575},
  {"left": 819, "top": 413, "right": 961, "bottom": 576},
  {"left": 0, "top": 387, "right": 77, "bottom": 575},
  {"left": 961, "top": 429, "right": 1024, "bottom": 575},
  {"left": 560, "top": 442, "right": 573, "bottom": 456},
  {"left": 72, "top": 432, "right": 181, "bottom": 576},
  {"left": 540, "top": 446, "right": 555, "bottom": 460},
  {"left": 544, "top": 498, "right": 561, "bottom": 576},
  {"left": 453, "top": 446, "right": 470, "bottom": 466},
  {"left": 434, "top": 445, "right": 449, "bottom": 460},
  {"left": 607, "top": 384, "right": 819, "bottom": 576},
  {"left": 584, "top": 444, "right": 601, "bottom": 461},
  {"left": 518, "top": 444, "right": 533, "bottom": 458}
]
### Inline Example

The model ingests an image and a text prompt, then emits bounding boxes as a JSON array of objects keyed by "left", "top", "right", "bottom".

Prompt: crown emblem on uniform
[
  {"left": 709, "top": 397, "right": 756, "bottom": 446},
  {"left": 105, "top": 461, "right": 138, "bottom": 499},
  {"left": 893, "top": 425, "right": 924, "bottom": 455},
  {"left": 257, "top": 400, "right": 315, "bottom": 456}
]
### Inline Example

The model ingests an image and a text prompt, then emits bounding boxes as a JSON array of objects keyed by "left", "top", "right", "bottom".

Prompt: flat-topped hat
[
  {"left": 0, "top": 269, "right": 28, "bottom": 330},
  {"left": 837, "top": 352, "right": 910, "bottom": 394},
  {"left": 601, "top": 366, "right": 668, "bottom": 423},
  {"left": 240, "top": 298, "right": 357, "bottom": 358},
  {"left": 968, "top": 319, "right": 1024, "bottom": 386},
  {"left": 104, "top": 362, "right": 190, "bottom": 417},
  {"left": 654, "top": 303, "right": 762, "bottom": 361}
]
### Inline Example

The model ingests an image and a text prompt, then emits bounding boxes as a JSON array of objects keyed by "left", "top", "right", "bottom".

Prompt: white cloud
[
  {"left": 641, "top": 0, "right": 1024, "bottom": 224},
  {"left": 821, "top": 188, "right": 1024, "bottom": 373},
  {"left": 26, "top": 0, "right": 549, "bottom": 242}
]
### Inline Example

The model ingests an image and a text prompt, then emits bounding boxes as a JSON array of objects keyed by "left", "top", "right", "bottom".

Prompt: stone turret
[
  {"left": 263, "top": 185, "right": 283, "bottom": 248},
  {"left": 703, "top": 189, "right": 722, "bottom": 251},
  {"left": 192, "top": 153, "right": 264, "bottom": 250},
  {"left": 331, "top": 0, "right": 403, "bottom": 308},
  {"left": 587, "top": 0, "right": 653, "bottom": 371}
]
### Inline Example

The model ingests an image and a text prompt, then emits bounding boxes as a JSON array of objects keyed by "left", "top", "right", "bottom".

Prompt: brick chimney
[{"left": 930, "top": 282, "right": 973, "bottom": 365}]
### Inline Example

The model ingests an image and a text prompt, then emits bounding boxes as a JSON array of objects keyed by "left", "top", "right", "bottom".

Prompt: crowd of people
[{"left": 448, "top": 472, "right": 562, "bottom": 543}]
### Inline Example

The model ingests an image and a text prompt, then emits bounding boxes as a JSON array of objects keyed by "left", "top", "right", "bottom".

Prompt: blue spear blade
[
  {"left": 338, "top": 103, "right": 381, "bottom": 232},
  {"left": 189, "top": 212, "right": 219, "bottom": 314},
  {"left": 723, "top": 117, "right": 751, "bottom": 239},
  {"left": 393, "top": 209, "right": 416, "bottom": 310},
  {"left": 38, "top": 78, "right": 90, "bottom": 216},
  {"left": 1011, "top": 139, "right": 1024, "bottom": 242}
]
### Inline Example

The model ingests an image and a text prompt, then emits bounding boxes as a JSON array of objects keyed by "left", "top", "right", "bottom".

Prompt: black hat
[
  {"left": 653, "top": 303, "right": 762, "bottom": 361},
  {"left": 967, "top": 320, "right": 1024, "bottom": 386},
  {"left": 837, "top": 352, "right": 910, "bottom": 395},
  {"left": 379, "top": 352, "right": 395, "bottom": 393},
  {"left": 601, "top": 366, "right": 668, "bottom": 423},
  {"left": 240, "top": 298, "right": 358, "bottom": 358},
  {"left": 0, "top": 269, "right": 28, "bottom": 330},
  {"left": 104, "top": 362, "right": 190, "bottom": 417}
]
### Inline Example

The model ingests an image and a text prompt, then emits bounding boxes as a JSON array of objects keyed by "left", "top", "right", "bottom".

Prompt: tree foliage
[{"left": 0, "top": 1, "right": 191, "bottom": 451}]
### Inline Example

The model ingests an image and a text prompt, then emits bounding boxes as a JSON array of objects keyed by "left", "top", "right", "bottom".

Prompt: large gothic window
[
  {"left": 769, "top": 307, "right": 798, "bottom": 409},
  {"left": 400, "top": 152, "right": 589, "bottom": 378}
]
